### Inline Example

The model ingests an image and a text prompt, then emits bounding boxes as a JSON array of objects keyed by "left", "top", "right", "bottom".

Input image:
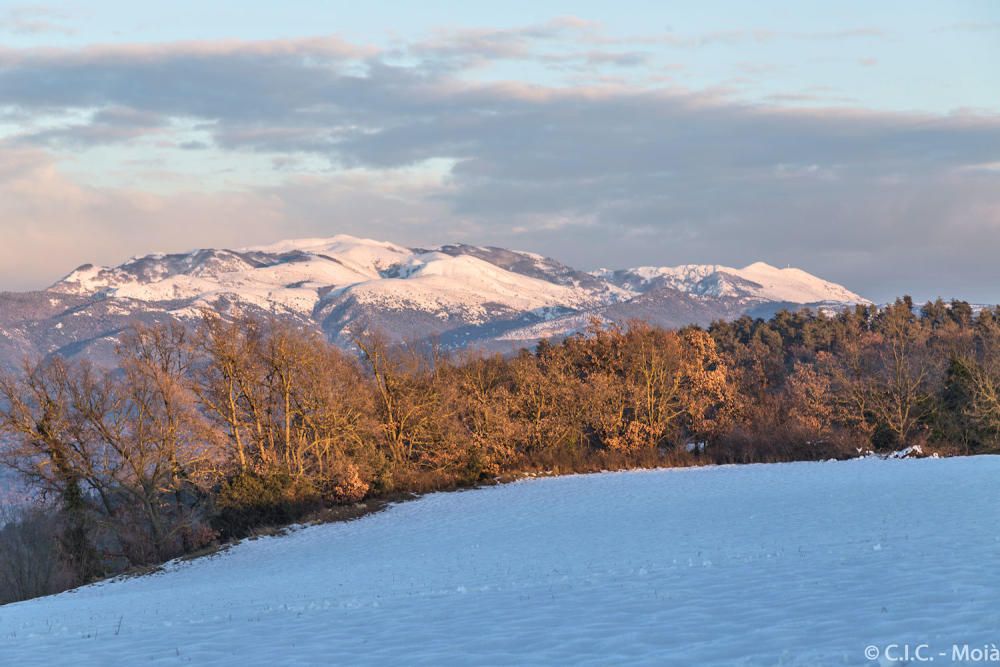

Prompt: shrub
[
  {"left": 331, "top": 463, "right": 369, "bottom": 503},
  {"left": 212, "top": 470, "right": 323, "bottom": 539}
]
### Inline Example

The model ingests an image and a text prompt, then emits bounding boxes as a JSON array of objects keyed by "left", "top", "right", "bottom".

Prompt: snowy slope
[
  {"left": 337, "top": 253, "right": 601, "bottom": 324},
  {"left": 2, "top": 457, "right": 998, "bottom": 666},
  {"left": 595, "top": 261, "right": 869, "bottom": 304},
  {"left": 243, "top": 236, "right": 412, "bottom": 273}
]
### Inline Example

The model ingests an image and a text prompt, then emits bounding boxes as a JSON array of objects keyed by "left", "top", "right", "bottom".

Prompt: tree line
[{"left": 2, "top": 296, "right": 999, "bottom": 601}]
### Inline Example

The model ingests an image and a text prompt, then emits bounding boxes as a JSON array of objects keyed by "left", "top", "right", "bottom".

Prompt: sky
[{"left": 0, "top": 1, "right": 998, "bottom": 302}]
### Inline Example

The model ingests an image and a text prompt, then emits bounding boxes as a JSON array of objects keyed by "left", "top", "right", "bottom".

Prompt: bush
[
  {"left": 331, "top": 463, "right": 369, "bottom": 503},
  {"left": 709, "top": 426, "right": 858, "bottom": 465},
  {"left": 212, "top": 470, "right": 324, "bottom": 539}
]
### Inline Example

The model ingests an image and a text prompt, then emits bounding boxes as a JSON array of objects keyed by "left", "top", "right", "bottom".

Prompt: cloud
[
  {"left": 401, "top": 17, "right": 651, "bottom": 76},
  {"left": 0, "top": 143, "right": 455, "bottom": 291},
  {"left": 0, "top": 5, "right": 76, "bottom": 36},
  {"left": 16, "top": 106, "right": 168, "bottom": 147},
  {"left": 400, "top": 20, "right": 885, "bottom": 71},
  {"left": 0, "top": 34, "right": 997, "bottom": 301},
  {"left": 0, "top": 144, "right": 281, "bottom": 289},
  {"left": 407, "top": 17, "right": 587, "bottom": 61}
]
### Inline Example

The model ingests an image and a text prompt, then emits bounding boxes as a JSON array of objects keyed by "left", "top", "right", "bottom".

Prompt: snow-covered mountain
[
  {"left": 52, "top": 236, "right": 622, "bottom": 320},
  {"left": 594, "top": 261, "right": 866, "bottom": 304},
  {"left": 0, "top": 235, "right": 868, "bottom": 368}
]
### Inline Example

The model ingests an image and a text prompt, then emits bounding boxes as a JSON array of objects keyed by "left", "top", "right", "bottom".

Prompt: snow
[
  {"left": 886, "top": 444, "right": 931, "bottom": 459},
  {"left": 52, "top": 264, "right": 112, "bottom": 296},
  {"left": 242, "top": 235, "right": 412, "bottom": 278},
  {"left": 244, "top": 235, "right": 410, "bottom": 262},
  {"left": 601, "top": 261, "right": 869, "bottom": 304},
  {"left": 48, "top": 236, "right": 868, "bottom": 327},
  {"left": 496, "top": 312, "right": 599, "bottom": 342},
  {"left": 344, "top": 253, "right": 598, "bottom": 322},
  {"left": 3, "top": 457, "right": 999, "bottom": 665},
  {"left": 732, "top": 261, "right": 867, "bottom": 304},
  {"left": 47, "top": 236, "right": 605, "bottom": 322},
  {"left": 42, "top": 238, "right": 870, "bottom": 346}
]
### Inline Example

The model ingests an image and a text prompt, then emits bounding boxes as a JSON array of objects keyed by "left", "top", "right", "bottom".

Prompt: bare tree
[
  {"left": 0, "top": 358, "right": 104, "bottom": 579},
  {"left": 958, "top": 354, "right": 1000, "bottom": 440},
  {"left": 868, "top": 307, "right": 936, "bottom": 447},
  {"left": 192, "top": 313, "right": 269, "bottom": 471},
  {"left": 356, "top": 333, "right": 461, "bottom": 475}
]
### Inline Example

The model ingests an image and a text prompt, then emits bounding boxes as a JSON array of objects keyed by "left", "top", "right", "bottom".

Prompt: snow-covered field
[{"left": 3, "top": 457, "right": 999, "bottom": 666}]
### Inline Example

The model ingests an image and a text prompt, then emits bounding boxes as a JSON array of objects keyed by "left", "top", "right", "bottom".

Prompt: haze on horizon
[{"left": 0, "top": 1, "right": 998, "bottom": 303}]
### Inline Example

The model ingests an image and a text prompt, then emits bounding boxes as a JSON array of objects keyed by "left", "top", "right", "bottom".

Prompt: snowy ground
[{"left": 2, "top": 457, "right": 1000, "bottom": 666}]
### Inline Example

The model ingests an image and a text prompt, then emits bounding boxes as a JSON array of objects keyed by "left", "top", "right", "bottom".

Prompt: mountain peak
[{"left": 741, "top": 261, "right": 778, "bottom": 271}]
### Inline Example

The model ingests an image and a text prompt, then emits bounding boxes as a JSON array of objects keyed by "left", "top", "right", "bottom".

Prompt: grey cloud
[{"left": 16, "top": 106, "right": 167, "bottom": 147}]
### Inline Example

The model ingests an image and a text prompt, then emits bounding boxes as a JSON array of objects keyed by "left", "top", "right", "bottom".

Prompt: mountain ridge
[{"left": 1, "top": 234, "right": 869, "bottom": 369}]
